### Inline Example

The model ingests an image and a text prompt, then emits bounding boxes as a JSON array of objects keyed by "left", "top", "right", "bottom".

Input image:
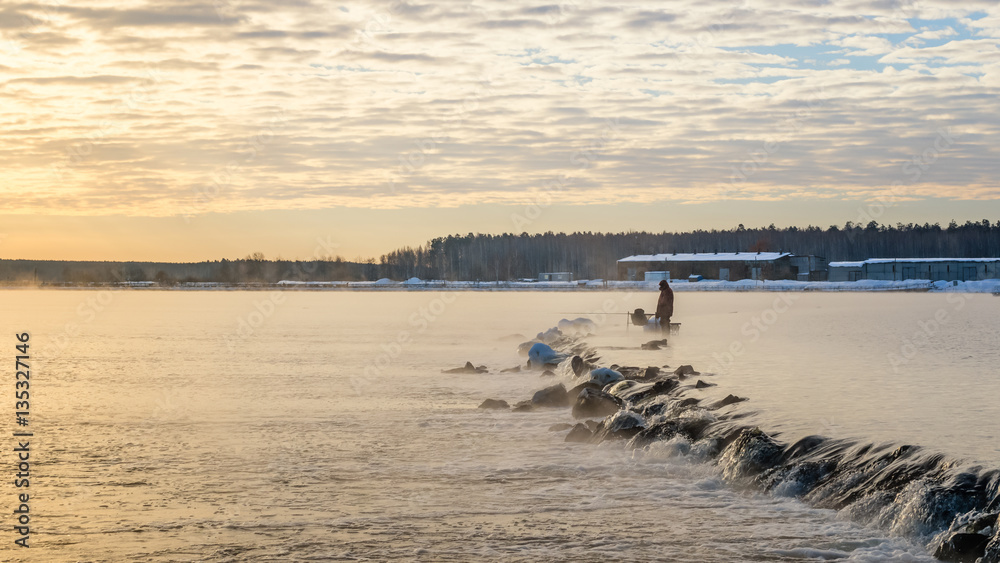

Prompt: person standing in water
[{"left": 655, "top": 279, "right": 674, "bottom": 330}]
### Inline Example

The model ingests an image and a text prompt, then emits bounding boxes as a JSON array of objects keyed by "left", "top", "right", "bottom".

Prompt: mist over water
[{"left": 2, "top": 289, "right": 997, "bottom": 561}]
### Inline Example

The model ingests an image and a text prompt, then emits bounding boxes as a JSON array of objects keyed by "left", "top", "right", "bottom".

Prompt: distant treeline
[
  {"left": 0, "top": 255, "right": 373, "bottom": 285},
  {"left": 3, "top": 220, "right": 999, "bottom": 284},
  {"left": 377, "top": 220, "right": 1000, "bottom": 281}
]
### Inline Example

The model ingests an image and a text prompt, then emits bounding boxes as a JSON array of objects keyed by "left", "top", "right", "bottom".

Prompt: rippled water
[{"left": 1, "top": 289, "right": 997, "bottom": 561}]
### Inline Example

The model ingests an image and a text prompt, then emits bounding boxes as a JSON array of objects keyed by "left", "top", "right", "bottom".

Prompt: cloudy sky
[{"left": 2, "top": 0, "right": 999, "bottom": 261}]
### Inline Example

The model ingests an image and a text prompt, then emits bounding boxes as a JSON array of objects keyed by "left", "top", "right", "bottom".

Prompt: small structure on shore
[
  {"left": 538, "top": 272, "right": 573, "bottom": 282},
  {"left": 831, "top": 258, "right": 1000, "bottom": 282}
]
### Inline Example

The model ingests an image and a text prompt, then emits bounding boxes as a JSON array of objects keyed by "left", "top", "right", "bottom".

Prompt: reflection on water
[{"left": 2, "top": 290, "right": 994, "bottom": 561}]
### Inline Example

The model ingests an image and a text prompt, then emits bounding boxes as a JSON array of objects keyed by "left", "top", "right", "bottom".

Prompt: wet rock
[
  {"left": 624, "top": 379, "right": 680, "bottom": 403},
  {"left": 565, "top": 423, "right": 593, "bottom": 443},
  {"left": 571, "top": 355, "right": 586, "bottom": 376},
  {"left": 512, "top": 400, "right": 535, "bottom": 413},
  {"left": 572, "top": 388, "right": 621, "bottom": 419},
  {"left": 678, "top": 398, "right": 700, "bottom": 408},
  {"left": 720, "top": 427, "right": 784, "bottom": 482},
  {"left": 695, "top": 380, "right": 716, "bottom": 389},
  {"left": 673, "top": 365, "right": 699, "bottom": 377},
  {"left": 584, "top": 420, "right": 600, "bottom": 432},
  {"left": 711, "top": 394, "right": 748, "bottom": 409},
  {"left": 935, "top": 532, "right": 990, "bottom": 563},
  {"left": 605, "top": 380, "right": 639, "bottom": 397},
  {"left": 478, "top": 399, "right": 509, "bottom": 409},
  {"left": 642, "top": 366, "right": 660, "bottom": 379},
  {"left": 500, "top": 365, "right": 521, "bottom": 373},
  {"left": 548, "top": 423, "right": 574, "bottom": 432},
  {"left": 531, "top": 383, "right": 571, "bottom": 408},
  {"left": 628, "top": 420, "right": 681, "bottom": 448},
  {"left": 590, "top": 411, "right": 646, "bottom": 443},
  {"left": 540, "top": 369, "right": 556, "bottom": 377},
  {"left": 568, "top": 381, "right": 603, "bottom": 397},
  {"left": 443, "top": 361, "right": 488, "bottom": 374},
  {"left": 981, "top": 514, "right": 1000, "bottom": 563},
  {"left": 641, "top": 339, "right": 668, "bottom": 350},
  {"left": 590, "top": 367, "right": 624, "bottom": 386}
]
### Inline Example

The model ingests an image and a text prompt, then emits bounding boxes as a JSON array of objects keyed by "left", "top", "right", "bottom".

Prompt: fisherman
[{"left": 655, "top": 279, "right": 674, "bottom": 331}]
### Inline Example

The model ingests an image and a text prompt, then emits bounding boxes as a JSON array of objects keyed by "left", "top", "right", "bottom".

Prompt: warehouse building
[
  {"left": 617, "top": 252, "right": 798, "bottom": 281},
  {"left": 857, "top": 258, "right": 1000, "bottom": 282}
]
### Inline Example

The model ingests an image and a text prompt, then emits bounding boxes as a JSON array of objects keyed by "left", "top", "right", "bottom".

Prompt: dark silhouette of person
[{"left": 655, "top": 279, "right": 674, "bottom": 329}]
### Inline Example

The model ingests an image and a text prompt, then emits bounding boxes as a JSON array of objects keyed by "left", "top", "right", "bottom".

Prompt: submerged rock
[
  {"left": 590, "top": 367, "right": 624, "bottom": 386},
  {"left": 591, "top": 410, "right": 646, "bottom": 443},
  {"left": 443, "top": 361, "right": 488, "bottom": 374},
  {"left": 641, "top": 339, "right": 668, "bottom": 350},
  {"left": 500, "top": 365, "right": 521, "bottom": 373},
  {"left": 673, "top": 365, "right": 700, "bottom": 377},
  {"left": 695, "top": 380, "right": 716, "bottom": 389},
  {"left": 511, "top": 400, "right": 535, "bottom": 413},
  {"left": 565, "top": 423, "right": 593, "bottom": 443},
  {"left": 572, "top": 388, "right": 621, "bottom": 419},
  {"left": 935, "top": 532, "right": 991, "bottom": 563},
  {"left": 711, "top": 394, "right": 748, "bottom": 409},
  {"left": 531, "top": 383, "right": 571, "bottom": 408},
  {"left": 478, "top": 399, "right": 509, "bottom": 410},
  {"left": 540, "top": 369, "right": 556, "bottom": 377}
]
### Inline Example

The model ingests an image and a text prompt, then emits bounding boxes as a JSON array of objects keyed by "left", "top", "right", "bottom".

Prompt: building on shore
[
  {"left": 834, "top": 258, "right": 1000, "bottom": 282},
  {"left": 617, "top": 252, "right": 801, "bottom": 281},
  {"left": 538, "top": 272, "right": 574, "bottom": 282}
]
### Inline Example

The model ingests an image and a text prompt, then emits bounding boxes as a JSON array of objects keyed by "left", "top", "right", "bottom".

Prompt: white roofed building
[{"left": 617, "top": 252, "right": 796, "bottom": 281}]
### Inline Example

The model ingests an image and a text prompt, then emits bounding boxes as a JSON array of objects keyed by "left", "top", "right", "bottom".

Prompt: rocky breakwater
[{"left": 474, "top": 324, "right": 1000, "bottom": 563}]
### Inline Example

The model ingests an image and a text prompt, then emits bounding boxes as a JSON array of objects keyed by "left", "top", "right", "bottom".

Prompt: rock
[
  {"left": 641, "top": 339, "right": 668, "bottom": 350},
  {"left": 981, "top": 514, "right": 1000, "bottom": 563},
  {"left": 935, "top": 533, "right": 990, "bottom": 563},
  {"left": 590, "top": 367, "right": 624, "bottom": 386},
  {"left": 584, "top": 420, "right": 600, "bottom": 432},
  {"left": 443, "top": 361, "right": 488, "bottom": 374},
  {"left": 711, "top": 394, "right": 748, "bottom": 409},
  {"left": 642, "top": 366, "right": 660, "bottom": 379},
  {"left": 540, "top": 369, "right": 556, "bottom": 377},
  {"left": 678, "top": 398, "right": 700, "bottom": 408},
  {"left": 528, "top": 343, "right": 564, "bottom": 368},
  {"left": 590, "top": 411, "right": 646, "bottom": 443},
  {"left": 571, "top": 355, "right": 586, "bottom": 376},
  {"left": 535, "top": 327, "right": 563, "bottom": 343},
  {"left": 531, "top": 383, "right": 571, "bottom": 408},
  {"left": 512, "top": 400, "right": 535, "bottom": 412},
  {"left": 500, "top": 365, "right": 521, "bottom": 373},
  {"left": 565, "top": 423, "right": 593, "bottom": 443},
  {"left": 572, "top": 388, "right": 622, "bottom": 419},
  {"left": 568, "top": 381, "right": 603, "bottom": 396},
  {"left": 517, "top": 340, "right": 539, "bottom": 356},
  {"left": 673, "top": 365, "right": 699, "bottom": 377},
  {"left": 628, "top": 420, "right": 681, "bottom": 448},
  {"left": 478, "top": 399, "right": 509, "bottom": 409},
  {"left": 548, "top": 423, "right": 574, "bottom": 432},
  {"left": 623, "top": 379, "right": 679, "bottom": 403},
  {"left": 695, "top": 380, "right": 716, "bottom": 389},
  {"left": 605, "top": 380, "right": 638, "bottom": 397}
]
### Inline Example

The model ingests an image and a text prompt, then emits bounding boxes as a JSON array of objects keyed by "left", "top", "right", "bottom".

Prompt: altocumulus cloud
[{"left": 0, "top": 0, "right": 998, "bottom": 216}]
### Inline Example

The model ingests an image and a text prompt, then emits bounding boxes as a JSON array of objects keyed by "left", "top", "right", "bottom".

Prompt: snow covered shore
[{"left": 273, "top": 278, "right": 1000, "bottom": 293}]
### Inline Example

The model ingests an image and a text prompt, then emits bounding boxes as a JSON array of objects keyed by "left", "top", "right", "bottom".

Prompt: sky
[{"left": 2, "top": 0, "right": 999, "bottom": 261}]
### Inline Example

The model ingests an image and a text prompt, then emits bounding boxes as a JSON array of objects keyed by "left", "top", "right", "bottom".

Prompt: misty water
[{"left": 3, "top": 289, "right": 999, "bottom": 561}]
